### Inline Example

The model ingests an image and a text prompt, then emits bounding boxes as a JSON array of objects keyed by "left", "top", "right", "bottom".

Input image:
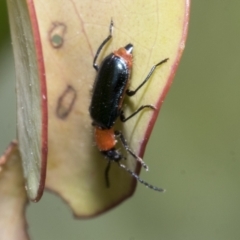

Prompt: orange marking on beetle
[
  {"left": 94, "top": 127, "right": 116, "bottom": 151},
  {"left": 114, "top": 47, "right": 133, "bottom": 69}
]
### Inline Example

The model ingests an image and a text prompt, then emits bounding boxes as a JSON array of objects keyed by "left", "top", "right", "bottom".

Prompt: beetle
[{"left": 89, "top": 20, "right": 168, "bottom": 192}]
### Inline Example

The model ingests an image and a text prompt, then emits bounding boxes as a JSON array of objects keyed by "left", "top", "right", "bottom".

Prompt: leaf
[
  {"left": 7, "top": 0, "right": 48, "bottom": 201},
  {"left": 0, "top": 142, "right": 29, "bottom": 240},
  {"left": 7, "top": 0, "right": 190, "bottom": 217}
]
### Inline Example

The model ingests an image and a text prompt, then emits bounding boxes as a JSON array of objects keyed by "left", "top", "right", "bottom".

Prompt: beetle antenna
[
  {"left": 119, "top": 163, "right": 165, "bottom": 192},
  {"left": 93, "top": 20, "right": 114, "bottom": 71}
]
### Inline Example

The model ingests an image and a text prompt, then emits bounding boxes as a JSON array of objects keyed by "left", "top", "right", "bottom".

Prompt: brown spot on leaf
[
  {"left": 56, "top": 85, "right": 77, "bottom": 119},
  {"left": 49, "top": 22, "right": 67, "bottom": 48}
]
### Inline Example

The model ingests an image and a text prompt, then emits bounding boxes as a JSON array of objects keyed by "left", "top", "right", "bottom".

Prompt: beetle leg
[
  {"left": 114, "top": 130, "right": 149, "bottom": 171},
  {"left": 93, "top": 20, "right": 114, "bottom": 72},
  {"left": 120, "top": 105, "right": 156, "bottom": 122},
  {"left": 118, "top": 162, "right": 165, "bottom": 192},
  {"left": 126, "top": 58, "right": 169, "bottom": 96},
  {"left": 105, "top": 159, "right": 111, "bottom": 188}
]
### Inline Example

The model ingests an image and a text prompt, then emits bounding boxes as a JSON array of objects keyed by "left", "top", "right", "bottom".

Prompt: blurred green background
[{"left": 1, "top": 1, "right": 240, "bottom": 240}]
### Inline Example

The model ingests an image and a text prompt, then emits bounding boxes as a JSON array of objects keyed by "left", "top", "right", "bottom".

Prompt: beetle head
[{"left": 124, "top": 44, "right": 133, "bottom": 54}]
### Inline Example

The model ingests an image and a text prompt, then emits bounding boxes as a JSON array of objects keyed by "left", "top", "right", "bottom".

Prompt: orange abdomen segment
[{"left": 94, "top": 127, "right": 116, "bottom": 151}]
